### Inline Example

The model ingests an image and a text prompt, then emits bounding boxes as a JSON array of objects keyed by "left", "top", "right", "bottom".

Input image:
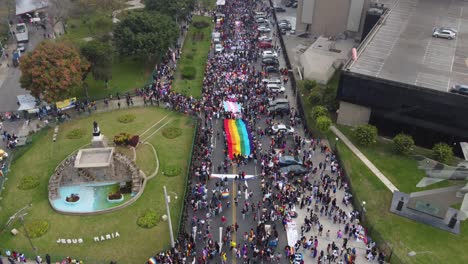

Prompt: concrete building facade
[{"left": 295, "top": 0, "right": 371, "bottom": 37}]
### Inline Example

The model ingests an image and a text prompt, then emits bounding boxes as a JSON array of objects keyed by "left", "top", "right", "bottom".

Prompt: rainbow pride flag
[{"left": 224, "top": 119, "right": 253, "bottom": 159}]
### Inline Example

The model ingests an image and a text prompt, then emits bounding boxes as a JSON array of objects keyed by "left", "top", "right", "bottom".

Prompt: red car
[{"left": 258, "top": 41, "right": 273, "bottom": 49}]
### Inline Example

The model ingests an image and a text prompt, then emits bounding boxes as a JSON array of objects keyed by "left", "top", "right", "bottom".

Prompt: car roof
[{"left": 280, "top": 155, "right": 298, "bottom": 161}]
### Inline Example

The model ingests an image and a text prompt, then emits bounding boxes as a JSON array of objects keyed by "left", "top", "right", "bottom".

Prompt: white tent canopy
[
  {"left": 216, "top": 0, "right": 226, "bottom": 6},
  {"left": 16, "top": 0, "right": 49, "bottom": 16},
  {"left": 17, "top": 94, "right": 37, "bottom": 111}
]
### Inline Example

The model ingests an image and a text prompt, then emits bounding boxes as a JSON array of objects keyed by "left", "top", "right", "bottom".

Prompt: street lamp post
[
  {"left": 19, "top": 213, "right": 37, "bottom": 252},
  {"left": 163, "top": 185, "right": 175, "bottom": 248}
]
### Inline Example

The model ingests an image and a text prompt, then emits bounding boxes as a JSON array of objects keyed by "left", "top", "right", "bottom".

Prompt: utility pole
[
  {"left": 19, "top": 213, "right": 37, "bottom": 252},
  {"left": 163, "top": 185, "right": 175, "bottom": 248}
]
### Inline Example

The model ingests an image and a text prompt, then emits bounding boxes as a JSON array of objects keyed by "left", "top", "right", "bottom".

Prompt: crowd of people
[
  {"left": 144, "top": 0, "right": 386, "bottom": 263},
  {"left": 0, "top": 0, "right": 388, "bottom": 263}
]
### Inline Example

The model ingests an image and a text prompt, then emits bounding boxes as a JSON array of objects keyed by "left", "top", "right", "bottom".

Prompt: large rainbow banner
[{"left": 224, "top": 119, "right": 253, "bottom": 159}]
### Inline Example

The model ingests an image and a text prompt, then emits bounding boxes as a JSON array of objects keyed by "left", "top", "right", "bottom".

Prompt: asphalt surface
[
  {"left": 182, "top": 0, "right": 373, "bottom": 263},
  {"left": 0, "top": 19, "right": 52, "bottom": 113}
]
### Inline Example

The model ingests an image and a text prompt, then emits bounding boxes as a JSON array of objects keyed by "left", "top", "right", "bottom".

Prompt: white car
[
  {"left": 267, "top": 83, "right": 286, "bottom": 93},
  {"left": 432, "top": 28, "right": 456, "bottom": 39},
  {"left": 258, "top": 35, "right": 273, "bottom": 42},
  {"left": 267, "top": 78, "right": 282, "bottom": 85},
  {"left": 270, "top": 124, "right": 294, "bottom": 134},
  {"left": 262, "top": 50, "right": 278, "bottom": 58},
  {"left": 215, "top": 44, "right": 224, "bottom": 53},
  {"left": 258, "top": 26, "right": 271, "bottom": 33}
]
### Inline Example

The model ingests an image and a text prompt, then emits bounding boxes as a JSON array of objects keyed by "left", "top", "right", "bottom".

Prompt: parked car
[
  {"left": 268, "top": 124, "right": 294, "bottom": 134},
  {"left": 285, "top": 1, "right": 295, "bottom": 7},
  {"left": 279, "top": 23, "right": 292, "bottom": 30},
  {"left": 258, "top": 35, "right": 273, "bottom": 42},
  {"left": 279, "top": 156, "right": 303, "bottom": 167},
  {"left": 262, "top": 50, "right": 278, "bottom": 58},
  {"left": 17, "top": 43, "right": 26, "bottom": 53},
  {"left": 268, "top": 98, "right": 289, "bottom": 107},
  {"left": 258, "top": 26, "right": 271, "bottom": 33},
  {"left": 450, "top": 84, "right": 468, "bottom": 96},
  {"left": 215, "top": 44, "right": 224, "bottom": 53},
  {"left": 290, "top": 28, "right": 296, "bottom": 35},
  {"left": 281, "top": 164, "right": 308, "bottom": 176},
  {"left": 267, "top": 104, "right": 290, "bottom": 114},
  {"left": 267, "top": 83, "right": 286, "bottom": 93},
  {"left": 258, "top": 41, "right": 273, "bottom": 49},
  {"left": 262, "top": 57, "right": 279, "bottom": 66},
  {"left": 433, "top": 27, "right": 456, "bottom": 39},
  {"left": 256, "top": 17, "right": 267, "bottom": 23},
  {"left": 266, "top": 78, "right": 282, "bottom": 85},
  {"left": 265, "top": 66, "right": 279, "bottom": 74},
  {"left": 292, "top": 2, "right": 298, "bottom": 8},
  {"left": 274, "top": 7, "right": 286, "bottom": 12}
]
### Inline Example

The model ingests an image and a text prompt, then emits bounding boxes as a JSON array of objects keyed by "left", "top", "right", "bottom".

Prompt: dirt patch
[{"left": 192, "top": 32, "right": 205, "bottom": 42}]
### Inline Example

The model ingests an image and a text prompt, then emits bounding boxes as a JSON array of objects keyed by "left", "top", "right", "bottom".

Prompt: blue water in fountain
[{"left": 52, "top": 182, "right": 125, "bottom": 213}]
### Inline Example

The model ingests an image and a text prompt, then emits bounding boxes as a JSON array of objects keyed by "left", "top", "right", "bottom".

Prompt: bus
[{"left": 15, "top": 23, "right": 29, "bottom": 43}]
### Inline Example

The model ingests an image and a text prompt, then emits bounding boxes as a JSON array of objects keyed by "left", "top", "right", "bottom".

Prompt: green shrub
[
  {"left": 113, "top": 132, "right": 131, "bottom": 145},
  {"left": 162, "top": 165, "right": 182, "bottom": 177},
  {"left": 137, "top": 209, "right": 159, "bottom": 228},
  {"left": 393, "top": 133, "right": 414, "bottom": 155},
  {"left": 25, "top": 220, "right": 49, "bottom": 238},
  {"left": 316, "top": 116, "right": 332, "bottom": 132},
  {"left": 66, "top": 129, "right": 85, "bottom": 139},
  {"left": 322, "top": 85, "right": 339, "bottom": 111},
  {"left": 162, "top": 127, "right": 182, "bottom": 139},
  {"left": 192, "top": 21, "right": 210, "bottom": 28},
  {"left": 303, "top": 80, "right": 317, "bottom": 91},
  {"left": 118, "top": 114, "right": 136, "bottom": 123},
  {"left": 181, "top": 66, "right": 196, "bottom": 80},
  {"left": 355, "top": 124, "right": 378, "bottom": 147},
  {"left": 308, "top": 89, "right": 323, "bottom": 105},
  {"left": 432, "top": 142, "right": 453, "bottom": 163},
  {"left": 311, "top": 105, "right": 328, "bottom": 120},
  {"left": 18, "top": 176, "right": 40, "bottom": 190}
]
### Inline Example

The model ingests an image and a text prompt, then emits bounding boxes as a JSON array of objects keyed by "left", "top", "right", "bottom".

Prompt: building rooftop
[{"left": 346, "top": 0, "right": 468, "bottom": 92}]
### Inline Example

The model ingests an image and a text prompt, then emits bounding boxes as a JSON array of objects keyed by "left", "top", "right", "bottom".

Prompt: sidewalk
[{"left": 331, "top": 125, "right": 399, "bottom": 193}]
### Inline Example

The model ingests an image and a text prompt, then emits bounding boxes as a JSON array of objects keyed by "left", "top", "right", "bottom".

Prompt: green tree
[
  {"left": 311, "top": 105, "right": 328, "bottom": 120},
  {"left": 308, "top": 88, "right": 323, "bottom": 105},
  {"left": 322, "top": 84, "right": 339, "bottom": 111},
  {"left": 114, "top": 11, "right": 179, "bottom": 59},
  {"left": 432, "top": 142, "right": 454, "bottom": 164},
  {"left": 80, "top": 40, "right": 113, "bottom": 82},
  {"left": 303, "top": 79, "right": 317, "bottom": 91},
  {"left": 393, "top": 133, "right": 414, "bottom": 155},
  {"left": 19, "top": 41, "right": 89, "bottom": 103},
  {"left": 145, "top": 0, "right": 194, "bottom": 20},
  {"left": 316, "top": 116, "right": 332, "bottom": 132},
  {"left": 355, "top": 124, "right": 378, "bottom": 146}
]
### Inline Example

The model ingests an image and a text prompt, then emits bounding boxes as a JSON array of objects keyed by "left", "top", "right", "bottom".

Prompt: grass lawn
[
  {"left": 63, "top": 13, "right": 114, "bottom": 44},
  {"left": 81, "top": 56, "right": 151, "bottom": 100},
  {"left": 0, "top": 107, "right": 195, "bottom": 263},
  {"left": 63, "top": 12, "right": 152, "bottom": 100},
  {"left": 172, "top": 16, "right": 213, "bottom": 98},
  {"left": 332, "top": 127, "right": 468, "bottom": 263}
]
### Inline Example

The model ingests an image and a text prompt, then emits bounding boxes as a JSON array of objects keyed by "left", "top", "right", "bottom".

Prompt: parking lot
[{"left": 348, "top": 0, "right": 468, "bottom": 93}]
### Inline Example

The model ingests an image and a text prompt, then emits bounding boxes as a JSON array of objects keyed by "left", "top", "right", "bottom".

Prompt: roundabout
[{"left": 0, "top": 108, "right": 196, "bottom": 263}]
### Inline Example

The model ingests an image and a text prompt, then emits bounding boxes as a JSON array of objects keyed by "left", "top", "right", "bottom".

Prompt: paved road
[
  {"left": 182, "top": 0, "right": 372, "bottom": 264},
  {"left": 0, "top": 22, "right": 49, "bottom": 113}
]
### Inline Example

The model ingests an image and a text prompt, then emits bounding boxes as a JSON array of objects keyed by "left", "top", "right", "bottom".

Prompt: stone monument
[
  {"left": 48, "top": 121, "right": 144, "bottom": 214},
  {"left": 91, "top": 121, "right": 107, "bottom": 148},
  {"left": 390, "top": 143, "right": 468, "bottom": 234}
]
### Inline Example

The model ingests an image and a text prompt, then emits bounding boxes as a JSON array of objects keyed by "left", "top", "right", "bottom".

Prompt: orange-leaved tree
[{"left": 19, "top": 41, "right": 90, "bottom": 103}]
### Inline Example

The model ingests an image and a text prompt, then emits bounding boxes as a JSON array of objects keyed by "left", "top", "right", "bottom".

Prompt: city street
[
  {"left": 0, "top": 19, "right": 50, "bottom": 113},
  {"left": 182, "top": 0, "right": 373, "bottom": 263}
]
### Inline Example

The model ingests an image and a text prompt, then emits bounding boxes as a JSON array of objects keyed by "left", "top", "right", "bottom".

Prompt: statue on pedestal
[{"left": 93, "top": 121, "right": 101, "bottom": 137}]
